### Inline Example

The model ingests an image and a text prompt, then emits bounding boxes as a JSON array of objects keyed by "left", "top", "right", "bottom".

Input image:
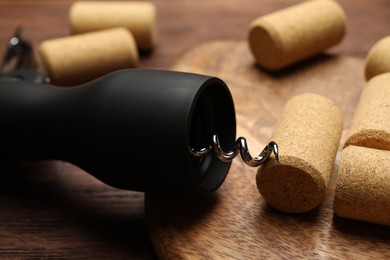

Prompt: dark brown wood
[
  {"left": 0, "top": 161, "right": 156, "bottom": 258},
  {"left": 146, "top": 40, "right": 390, "bottom": 259},
  {"left": 0, "top": 0, "right": 389, "bottom": 258}
]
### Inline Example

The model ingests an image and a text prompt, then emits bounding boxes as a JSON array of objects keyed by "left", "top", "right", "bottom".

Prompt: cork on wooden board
[
  {"left": 334, "top": 145, "right": 390, "bottom": 226},
  {"left": 248, "top": 0, "right": 346, "bottom": 71},
  {"left": 38, "top": 27, "right": 139, "bottom": 87},
  {"left": 256, "top": 93, "right": 343, "bottom": 213},
  {"left": 365, "top": 35, "right": 390, "bottom": 81},
  {"left": 69, "top": 1, "right": 157, "bottom": 51},
  {"left": 344, "top": 73, "right": 390, "bottom": 150}
]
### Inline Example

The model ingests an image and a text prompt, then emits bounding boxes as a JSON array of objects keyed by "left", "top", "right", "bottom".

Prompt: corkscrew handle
[{"left": 0, "top": 69, "right": 236, "bottom": 194}]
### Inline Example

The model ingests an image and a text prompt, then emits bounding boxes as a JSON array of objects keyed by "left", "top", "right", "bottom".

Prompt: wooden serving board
[{"left": 145, "top": 40, "right": 390, "bottom": 259}]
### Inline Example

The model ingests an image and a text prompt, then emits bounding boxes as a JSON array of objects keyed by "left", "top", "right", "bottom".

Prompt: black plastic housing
[{"left": 0, "top": 69, "right": 236, "bottom": 194}]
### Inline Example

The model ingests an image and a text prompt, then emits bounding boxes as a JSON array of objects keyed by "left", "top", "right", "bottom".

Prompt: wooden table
[{"left": 0, "top": 0, "right": 389, "bottom": 258}]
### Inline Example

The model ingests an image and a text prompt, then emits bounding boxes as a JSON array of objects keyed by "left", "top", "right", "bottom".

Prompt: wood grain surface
[
  {"left": 145, "top": 40, "right": 390, "bottom": 259},
  {"left": 0, "top": 0, "right": 389, "bottom": 258}
]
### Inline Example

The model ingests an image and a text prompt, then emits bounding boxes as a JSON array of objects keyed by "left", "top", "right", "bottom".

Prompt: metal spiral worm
[{"left": 189, "top": 134, "right": 279, "bottom": 167}]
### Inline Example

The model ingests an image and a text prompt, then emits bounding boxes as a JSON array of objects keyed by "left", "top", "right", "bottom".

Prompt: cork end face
[
  {"left": 248, "top": 22, "right": 285, "bottom": 71},
  {"left": 344, "top": 129, "right": 390, "bottom": 151},
  {"left": 364, "top": 36, "right": 390, "bottom": 81},
  {"left": 118, "top": 27, "right": 140, "bottom": 67},
  {"left": 256, "top": 156, "right": 327, "bottom": 213},
  {"left": 68, "top": 1, "right": 80, "bottom": 34}
]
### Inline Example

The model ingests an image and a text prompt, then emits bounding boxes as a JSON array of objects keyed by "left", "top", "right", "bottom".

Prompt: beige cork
[
  {"left": 334, "top": 145, "right": 390, "bottom": 226},
  {"left": 69, "top": 1, "right": 157, "bottom": 51},
  {"left": 256, "top": 93, "right": 343, "bottom": 213},
  {"left": 248, "top": 0, "right": 346, "bottom": 71},
  {"left": 39, "top": 27, "right": 139, "bottom": 87},
  {"left": 344, "top": 73, "right": 390, "bottom": 150},
  {"left": 365, "top": 36, "right": 390, "bottom": 81}
]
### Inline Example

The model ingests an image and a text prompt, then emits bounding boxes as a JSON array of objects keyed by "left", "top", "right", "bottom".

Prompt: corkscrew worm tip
[{"left": 269, "top": 140, "right": 279, "bottom": 162}]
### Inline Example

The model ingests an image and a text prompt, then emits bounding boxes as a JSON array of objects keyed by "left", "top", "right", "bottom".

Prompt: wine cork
[
  {"left": 69, "top": 1, "right": 157, "bottom": 51},
  {"left": 334, "top": 145, "right": 390, "bottom": 226},
  {"left": 344, "top": 73, "right": 390, "bottom": 150},
  {"left": 365, "top": 36, "right": 390, "bottom": 81},
  {"left": 39, "top": 27, "right": 139, "bottom": 86},
  {"left": 256, "top": 93, "right": 343, "bottom": 213},
  {"left": 248, "top": 0, "right": 346, "bottom": 71}
]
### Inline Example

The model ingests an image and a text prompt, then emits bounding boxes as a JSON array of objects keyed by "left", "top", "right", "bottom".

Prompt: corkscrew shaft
[{"left": 189, "top": 134, "right": 278, "bottom": 167}]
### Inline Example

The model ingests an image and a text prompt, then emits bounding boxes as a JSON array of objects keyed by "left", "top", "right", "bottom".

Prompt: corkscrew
[
  {"left": 189, "top": 134, "right": 278, "bottom": 167},
  {"left": 0, "top": 29, "right": 278, "bottom": 195}
]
